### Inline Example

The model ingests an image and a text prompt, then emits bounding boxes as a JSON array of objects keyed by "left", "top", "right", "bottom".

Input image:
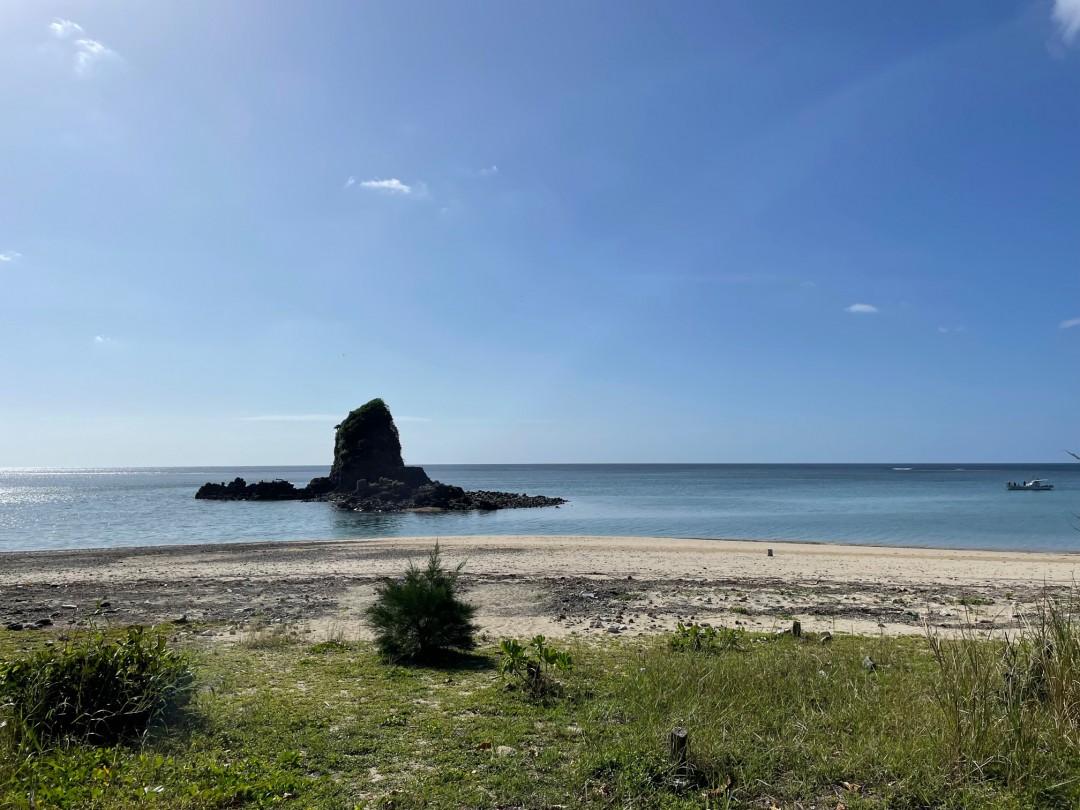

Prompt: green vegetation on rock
[{"left": 330, "top": 398, "right": 405, "bottom": 489}]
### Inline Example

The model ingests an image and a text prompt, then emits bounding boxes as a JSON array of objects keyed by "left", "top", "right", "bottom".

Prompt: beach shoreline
[{"left": 2, "top": 535, "right": 1078, "bottom": 640}]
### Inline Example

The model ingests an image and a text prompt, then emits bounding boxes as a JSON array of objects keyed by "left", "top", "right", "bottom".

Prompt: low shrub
[
  {"left": 499, "top": 635, "right": 573, "bottom": 697},
  {"left": 668, "top": 622, "right": 744, "bottom": 653},
  {"left": 365, "top": 543, "right": 478, "bottom": 664},
  {"left": 0, "top": 627, "right": 194, "bottom": 746}
]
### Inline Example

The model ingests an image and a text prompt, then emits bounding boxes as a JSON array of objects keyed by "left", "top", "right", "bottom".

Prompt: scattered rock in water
[
  {"left": 195, "top": 477, "right": 308, "bottom": 501},
  {"left": 196, "top": 398, "right": 566, "bottom": 512}
]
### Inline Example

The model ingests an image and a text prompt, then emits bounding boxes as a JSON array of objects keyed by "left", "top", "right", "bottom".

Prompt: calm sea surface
[{"left": 1, "top": 464, "right": 1078, "bottom": 553}]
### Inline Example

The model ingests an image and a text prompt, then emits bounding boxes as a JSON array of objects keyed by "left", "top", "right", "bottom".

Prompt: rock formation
[
  {"left": 325, "top": 398, "right": 433, "bottom": 492},
  {"left": 196, "top": 398, "right": 566, "bottom": 512}
]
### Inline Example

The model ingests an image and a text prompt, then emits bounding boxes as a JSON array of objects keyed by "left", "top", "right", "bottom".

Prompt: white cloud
[
  {"left": 0, "top": 251, "right": 21, "bottom": 262},
  {"left": 359, "top": 178, "right": 422, "bottom": 195},
  {"left": 344, "top": 176, "right": 356, "bottom": 189},
  {"left": 47, "top": 19, "right": 122, "bottom": 75},
  {"left": 240, "top": 414, "right": 341, "bottom": 422},
  {"left": 1060, "top": 317, "right": 1080, "bottom": 329},
  {"left": 74, "top": 39, "right": 119, "bottom": 75},
  {"left": 49, "top": 18, "right": 84, "bottom": 38},
  {"left": 1053, "top": 0, "right": 1080, "bottom": 43},
  {"left": 93, "top": 335, "right": 112, "bottom": 344},
  {"left": 478, "top": 165, "right": 499, "bottom": 176},
  {"left": 241, "top": 413, "right": 431, "bottom": 423},
  {"left": 845, "top": 303, "right": 879, "bottom": 314}
]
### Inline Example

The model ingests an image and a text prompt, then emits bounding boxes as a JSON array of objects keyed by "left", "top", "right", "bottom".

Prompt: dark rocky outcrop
[
  {"left": 196, "top": 478, "right": 301, "bottom": 501},
  {"left": 342, "top": 478, "right": 565, "bottom": 512},
  {"left": 326, "top": 399, "right": 433, "bottom": 492},
  {"left": 196, "top": 398, "right": 566, "bottom": 513}
]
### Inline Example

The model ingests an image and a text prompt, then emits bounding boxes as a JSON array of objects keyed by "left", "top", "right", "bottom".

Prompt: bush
[
  {"left": 365, "top": 544, "right": 478, "bottom": 664},
  {"left": 668, "top": 622, "right": 744, "bottom": 653},
  {"left": 499, "top": 635, "right": 573, "bottom": 697},
  {"left": 0, "top": 627, "right": 194, "bottom": 746}
]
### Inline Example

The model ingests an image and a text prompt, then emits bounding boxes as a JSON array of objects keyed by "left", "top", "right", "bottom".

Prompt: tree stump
[{"left": 669, "top": 726, "right": 689, "bottom": 773}]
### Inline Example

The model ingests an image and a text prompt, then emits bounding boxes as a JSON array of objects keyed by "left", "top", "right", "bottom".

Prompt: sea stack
[
  {"left": 195, "top": 398, "right": 566, "bottom": 512},
  {"left": 325, "top": 398, "right": 432, "bottom": 492}
]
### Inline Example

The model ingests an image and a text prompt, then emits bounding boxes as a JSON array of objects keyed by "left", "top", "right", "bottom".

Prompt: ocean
[{"left": 1, "top": 464, "right": 1078, "bottom": 554}]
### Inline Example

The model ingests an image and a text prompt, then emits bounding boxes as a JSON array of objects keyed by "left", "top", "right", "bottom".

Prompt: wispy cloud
[
  {"left": 478, "top": 165, "right": 499, "bottom": 177},
  {"left": 93, "top": 335, "right": 113, "bottom": 344},
  {"left": 74, "top": 39, "right": 119, "bottom": 75},
  {"left": 1060, "top": 317, "right": 1080, "bottom": 329},
  {"left": 344, "top": 176, "right": 356, "bottom": 189},
  {"left": 49, "top": 18, "right": 84, "bottom": 38},
  {"left": 48, "top": 20, "right": 121, "bottom": 75},
  {"left": 358, "top": 178, "right": 424, "bottom": 196},
  {"left": 845, "top": 303, "right": 879, "bottom": 314},
  {"left": 240, "top": 414, "right": 341, "bottom": 422},
  {"left": 938, "top": 326, "right": 966, "bottom": 334},
  {"left": 0, "top": 251, "right": 21, "bottom": 262},
  {"left": 1053, "top": 0, "right": 1080, "bottom": 43},
  {"left": 240, "top": 413, "right": 432, "bottom": 423}
]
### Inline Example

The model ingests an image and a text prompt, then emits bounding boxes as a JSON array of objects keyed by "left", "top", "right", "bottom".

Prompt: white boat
[{"left": 1006, "top": 478, "right": 1054, "bottom": 491}]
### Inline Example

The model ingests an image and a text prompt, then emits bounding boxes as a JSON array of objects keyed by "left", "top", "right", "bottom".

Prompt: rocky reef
[{"left": 196, "top": 399, "right": 566, "bottom": 512}]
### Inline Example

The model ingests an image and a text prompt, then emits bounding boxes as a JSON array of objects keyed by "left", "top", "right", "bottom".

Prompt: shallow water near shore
[{"left": 1, "top": 463, "right": 1078, "bottom": 553}]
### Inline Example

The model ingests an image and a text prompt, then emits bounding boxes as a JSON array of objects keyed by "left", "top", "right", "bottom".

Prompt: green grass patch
[
  {"left": 4, "top": 603, "right": 1080, "bottom": 808},
  {"left": 0, "top": 627, "right": 193, "bottom": 747},
  {"left": 953, "top": 596, "right": 996, "bottom": 607}
]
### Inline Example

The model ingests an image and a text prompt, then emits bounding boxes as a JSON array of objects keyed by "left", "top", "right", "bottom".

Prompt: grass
[
  {"left": 3, "top": 602, "right": 1080, "bottom": 808},
  {"left": 0, "top": 627, "right": 193, "bottom": 748},
  {"left": 953, "top": 596, "right": 996, "bottom": 607}
]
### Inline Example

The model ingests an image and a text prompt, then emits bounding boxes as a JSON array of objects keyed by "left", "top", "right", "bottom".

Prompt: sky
[{"left": 0, "top": 1, "right": 1078, "bottom": 466}]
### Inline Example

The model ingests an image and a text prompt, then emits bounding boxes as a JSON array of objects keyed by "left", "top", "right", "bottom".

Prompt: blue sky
[{"left": 1, "top": 1, "right": 1078, "bottom": 466}]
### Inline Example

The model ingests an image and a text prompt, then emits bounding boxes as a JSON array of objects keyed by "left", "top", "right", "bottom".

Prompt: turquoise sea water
[{"left": 1, "top": 464, "right": 1078, "bottom": 553}]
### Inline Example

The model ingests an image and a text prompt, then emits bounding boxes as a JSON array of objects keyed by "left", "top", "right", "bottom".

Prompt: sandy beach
[{"left": 2, "top": 535, "right": 1078, "bottom": 641}]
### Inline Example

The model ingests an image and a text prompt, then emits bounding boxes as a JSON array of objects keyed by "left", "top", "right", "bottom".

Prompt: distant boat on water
[
  {"left": 1006, "top": 478, "right": 1054, "bottom": 491},
  {"left": 892, "top": 467, "right": 914, "bottom": 471}
]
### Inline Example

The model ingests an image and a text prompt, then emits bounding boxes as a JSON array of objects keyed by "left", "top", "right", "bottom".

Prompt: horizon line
[{"left": 2, "top": 460, "right": 1076, "bottom": 471}]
